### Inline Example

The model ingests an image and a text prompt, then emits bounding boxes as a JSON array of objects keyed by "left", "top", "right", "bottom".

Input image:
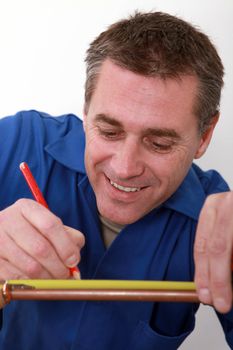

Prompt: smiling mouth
[{"left": 109, "top": 179, "right": 142, "bottom": 193}]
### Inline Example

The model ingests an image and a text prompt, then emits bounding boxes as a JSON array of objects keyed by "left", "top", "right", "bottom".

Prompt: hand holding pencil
[
  {"left": 19, "top": 162, "right": 82, "bottom": 279},
  {"left": 0, "top": 163, "right": 84, "bottom": 282}
]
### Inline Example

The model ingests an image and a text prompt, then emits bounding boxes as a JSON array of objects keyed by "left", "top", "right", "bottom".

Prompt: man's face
[{"left": 83, "top": 60, "right": 214, "bottom": 225}]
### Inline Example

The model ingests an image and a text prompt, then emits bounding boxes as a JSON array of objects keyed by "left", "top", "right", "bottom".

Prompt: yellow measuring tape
[{"left": 0, "top": 279, "right": 196, "bottom": 290}]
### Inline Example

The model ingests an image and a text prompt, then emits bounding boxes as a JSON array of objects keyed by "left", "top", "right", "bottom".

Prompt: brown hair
[{"left": 84, "top": 11, "right": 224, "bottom": 134}]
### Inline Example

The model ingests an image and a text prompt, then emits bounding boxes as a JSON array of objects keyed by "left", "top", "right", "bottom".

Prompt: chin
[
  {"left": 97, "top": 196, "right": 151, "bottom": 225},
  {"left": 100, "top": 207, "right": 143, "bottom": 225},
  {"left": 111, "top": 216, "right": 135, "bottom": 225}
]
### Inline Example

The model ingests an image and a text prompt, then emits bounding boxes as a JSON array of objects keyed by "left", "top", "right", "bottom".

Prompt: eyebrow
[
  {"left": 94, "top": 113, "right": 181, "bottom": 139},
  {"left": 94, "top": 114, "right": 122, "bottom": 127},
  {"left": 142, "top": 128, "right": 181, "bottom": 140}
]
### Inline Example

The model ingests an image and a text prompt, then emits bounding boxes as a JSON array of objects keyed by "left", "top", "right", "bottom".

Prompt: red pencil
[{"left": 19, "top": 162, "right": 80, "bottom": 280}]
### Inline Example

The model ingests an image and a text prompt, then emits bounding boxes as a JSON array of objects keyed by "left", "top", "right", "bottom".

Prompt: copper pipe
[{"left": 9, "top": 289, "right": 199, "bottom": 302}]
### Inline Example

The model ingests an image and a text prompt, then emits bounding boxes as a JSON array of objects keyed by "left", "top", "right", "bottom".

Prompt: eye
[
  {"left": 98, "top": 127, "right": 123, "bottom": 140},
  {"left": 143, "top": 137, "right": 174, "bottom": 153},
  {"left": 152, "top": 143, "right": 172, "bottom": 152}
]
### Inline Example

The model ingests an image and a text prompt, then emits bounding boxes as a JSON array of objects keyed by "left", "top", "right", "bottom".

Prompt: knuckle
[
  {"left": 220, "top": 191, "right": 233, "bottom": 205},
  {"left": 205, "top": 194, "right": 217, "bottom": 208},
  {"left": 15, "top": 198, "right": 39, "bottom": 215},
  {"left": 32, "top": 239, "right": 51, "bottom": 259},
  {"left": 25, "top": 260, "right": 43, "bottom": 278},
  {"left": 15, "top": 198, "right": 31, "bottom": 209},
  {"left": 206, "top": 192, "right": 233, "bottom": 208},
  {"left": 78, "top": 234, "right": 85, "bottom": 248},
  {"left": 40, "top": 216, "right": 62, "bottom": 235},
  {"left": 208, "top": 237, "right": 227, "bottom": 256}
]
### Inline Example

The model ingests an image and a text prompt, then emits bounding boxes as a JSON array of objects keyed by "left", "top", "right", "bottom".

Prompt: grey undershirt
[{"left": 99, "top": 214, "right": 124, "bottom": 248}]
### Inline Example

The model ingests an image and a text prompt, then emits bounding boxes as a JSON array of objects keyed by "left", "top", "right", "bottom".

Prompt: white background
[{"left": 0, "top": 1, "right": 232, "bottom": 348}]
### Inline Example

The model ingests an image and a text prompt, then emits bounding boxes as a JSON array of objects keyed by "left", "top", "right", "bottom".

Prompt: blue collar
[
  {"left": 163, "top": 167, "right": 205, "bottom": 220},
  {"left": 45, "top": 118, "right": 205, "bottom": 221},
  {"left": 44, "top": 118, "right": 86, "bottom": 173}
]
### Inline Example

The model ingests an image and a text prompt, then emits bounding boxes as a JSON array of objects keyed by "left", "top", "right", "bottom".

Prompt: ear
[{"left": 194, "top": 114, "right": 219, "bottom": 159}]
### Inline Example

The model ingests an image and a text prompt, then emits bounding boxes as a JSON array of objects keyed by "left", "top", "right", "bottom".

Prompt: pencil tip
[{"left": 72, "top": 270, "right": 81, "bottom": 280}]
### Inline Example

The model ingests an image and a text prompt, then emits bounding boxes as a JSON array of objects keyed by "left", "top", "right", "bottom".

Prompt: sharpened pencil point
[{"left": 72, "top": 270, "right": 81, "bottom": 280}]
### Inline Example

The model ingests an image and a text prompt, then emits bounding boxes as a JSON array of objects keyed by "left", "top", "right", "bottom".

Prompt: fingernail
[
  {"left": 66, "top": 254, "right": 78, "bottom": 267},
  {"left": 199, "top": 288, "right": 211, "bottom": 304}
]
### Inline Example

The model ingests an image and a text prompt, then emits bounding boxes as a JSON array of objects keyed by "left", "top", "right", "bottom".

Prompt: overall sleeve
[
  {"left": 0, "top": 110, "right": 75, "bottom": 330},
  {"left": 0, "top": 111, "right": 39, "bottom": 328}
]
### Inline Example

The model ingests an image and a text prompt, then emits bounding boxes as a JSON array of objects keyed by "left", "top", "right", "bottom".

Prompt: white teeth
[{"left": 110, "top": 180, "right": 141, "bottom": 192}]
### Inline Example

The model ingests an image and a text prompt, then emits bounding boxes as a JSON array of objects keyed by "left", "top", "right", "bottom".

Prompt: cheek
[
  {"left": 151, "top": 149, "right": 193, "bottom": 183},
  {"left": 85, "top": 134, "right": 112, "bottom": 169}
]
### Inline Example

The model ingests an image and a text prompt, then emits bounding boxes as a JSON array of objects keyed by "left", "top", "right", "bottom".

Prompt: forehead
[{"left": 88, "top": 60, "right": 199, "bottom": 131}]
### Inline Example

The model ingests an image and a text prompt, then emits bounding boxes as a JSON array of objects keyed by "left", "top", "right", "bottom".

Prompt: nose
[{"left": 111, "top": 137, "right": 144, "bottom": 179}]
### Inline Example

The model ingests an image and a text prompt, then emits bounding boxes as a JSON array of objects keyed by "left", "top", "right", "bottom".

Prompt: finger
[
  {"left": 207, "top": 194, "right": 233, "bottom": 313},
  {"left": 0, "top": 257, "right": 28, "bottom": 281},
  {"left": 2, "top": 202, "right": 70, "bottom": 278},
  {"left": 208, "top": 235, "right": 232, "bottom": 313},
  {"left": 6, "top": 218, "right": 70, "bottom": 279},
  {"left": 64, "top": 225, "right": 85, "bottom": 248},
  {"left": 18, "top": 199, "right": 81, "bottom": 268},
  {"left": 0, "top": 229, "right": 52, "bottom": 279},
  {"left": 194, "top": 202, "right": 216, "bottom": 305}
]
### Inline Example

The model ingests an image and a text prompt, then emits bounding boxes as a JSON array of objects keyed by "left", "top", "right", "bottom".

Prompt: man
[{"left": 0, "top": 11, "right": 233, "bottom": 349}]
